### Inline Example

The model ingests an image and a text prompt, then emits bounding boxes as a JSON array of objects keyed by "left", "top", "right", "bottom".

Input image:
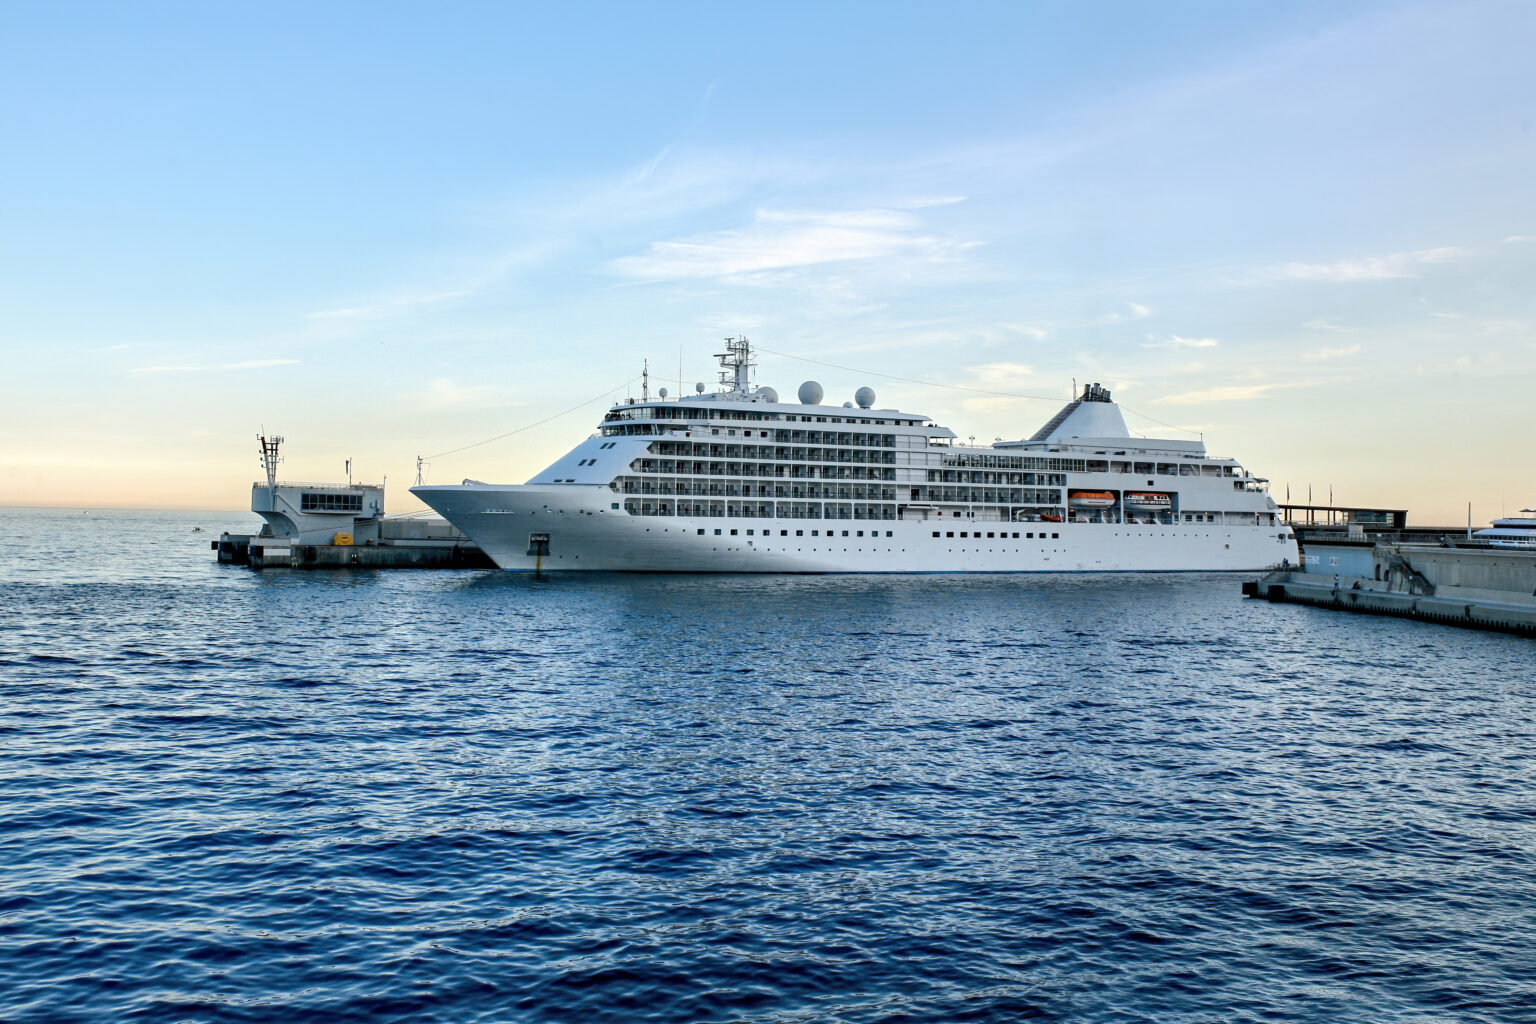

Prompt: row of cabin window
[
  {"left": 686, "top": 527, "right": 1065, "bottom": 541},
  {"left": 637, "top": 455, "right": 900, "bottom": 470},
  {"left": 623, "top": 482, "right": 897, "bottom": 499},
  {"left": 910, "top": 487, "right": 1058, "bottom": 504},
  {"left": 647, "top": 442, "right": 899, "bottom": 461},
  {"left": 604, "top": 406, "right": 903, "bottom": 426},
  {"left": 699, "top": 528, "right": 898, "bottom": 537},
  {"left": 944, "top": 456, "right": 1084, "bottom": 472},
  {"left": 627, "top": 464, "right": 897, "bottom": 479},
  {"left": 935, "top": 531, "right": 1060, "bottom": 540},
  {"left": 711, "top": 430, "right": 899, "bottom": 445},
  {"left": 927, "top": 471, "right": 1066, "bottom": 485},
  {"left": 637, "top": 506, "right": 897, "bottom": 519}
]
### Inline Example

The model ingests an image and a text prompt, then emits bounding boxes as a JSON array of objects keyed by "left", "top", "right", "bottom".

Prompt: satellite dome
[
  {"left": 843, "top": 401, "right": 854, "bottom": 408},
  {"left": 658, "top": 387, "right": 668, "bottom": 399},
  {"left": 798, "top": 380, "right": 824, "bottom": 405},
  {"left": 696, "top": 382, "right": 706, "bottom": 394},
  {"left": 757, "top": 386, "right": 779, "bottom": 403},
  {"left": 855, "top": 386, "right": 876, "bottom": 409}
]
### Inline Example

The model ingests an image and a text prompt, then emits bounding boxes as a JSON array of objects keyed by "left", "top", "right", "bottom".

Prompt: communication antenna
[
  {"left": 258, "top": 433, "right": 283, "bottom": 497},
  {"left": 715, "top": 335, "right": 755, "bottom": 394},
  {"left": 642, "top": 359, "right": 650, "bottom": 402},
  {"left": 415, "top": 455, "right": 427, "bottom": 487},
  {"left": 346, "top": 458, "right": 353, "bottom": 487}
]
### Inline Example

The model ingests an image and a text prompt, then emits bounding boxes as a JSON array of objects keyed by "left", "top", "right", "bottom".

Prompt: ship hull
[{"left": 412, "top": 483, "right": 1299, "bottom": 573}]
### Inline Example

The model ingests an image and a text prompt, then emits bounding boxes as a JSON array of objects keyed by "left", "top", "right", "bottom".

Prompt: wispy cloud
[
  {"left": 1272, "top": 246, "right": 1467, "bottom": 282},
  {"left": 128, "top": 358, "right": 297, "bottom": 375},
  {"left": 1300, "top": 344, "right": 1362, "bottom": 361},
  {"left": 1145, "top": 334, "right": 1219, "bottom": 349},
  {"left": 407, "top": 377, "right": 520, "bottom": 410},
  {"left": 994, "top": 322, "right": 1047, "bottom": 341},
  {"left": 623, "top": 79, "right": 720, "bottom": 188},
  {"left": 900, "top": 196, "right": 968, "bottom": 209},
  {"left": 1154, "top": 383, "right": 1275, "bottom": 405},
  {"left": 307, "top": 288, "right": 471, "bottom": 322},
  {"left": 962, "top": 361, "right": 1039, "bottom": 387},
  {"left": 610, "top": 208, "right": 973, "bottom": 282},
  {"left": 1089, "top": 303, "right": 1153, "bottom": 326}
]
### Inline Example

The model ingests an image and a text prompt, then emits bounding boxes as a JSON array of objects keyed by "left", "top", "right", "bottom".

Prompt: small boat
[
  {"left": 1068, "top": 490, "right": 1116, "bottom": 509},
  {"left": 1123, "top": 491, "right": 1172, "bottom": 510}
]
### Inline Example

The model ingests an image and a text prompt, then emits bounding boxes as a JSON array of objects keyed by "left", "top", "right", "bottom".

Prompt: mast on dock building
[{"left": 259, "top": 434, "right": 283, "bottom": 502}]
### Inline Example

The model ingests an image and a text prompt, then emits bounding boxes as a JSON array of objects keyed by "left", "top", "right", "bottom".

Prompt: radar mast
[{"left": 715, "top": 336, "right": 755, "bottom": 395}]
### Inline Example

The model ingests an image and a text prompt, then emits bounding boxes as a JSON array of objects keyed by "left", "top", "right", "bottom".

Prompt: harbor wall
[
  {"left": 1245, "top": 541, "right": 1536, "bottom": 636},
  {"left": 216, "top": 517, "right": 496, "bottom": 570},
  {"left": 245, "top": 541, "right": 495, "bottom": 570},
  {"left": 1397, "top": 545, "right": 1536, "bottom": 596}
]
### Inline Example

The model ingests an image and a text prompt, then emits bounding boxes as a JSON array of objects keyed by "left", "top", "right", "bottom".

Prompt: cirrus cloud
[
  {"left": 127, "top": 358, "right": 298, "bottom": 376},
  {"left": 609, "top": 207, "right": 976, "bottom": 282}
]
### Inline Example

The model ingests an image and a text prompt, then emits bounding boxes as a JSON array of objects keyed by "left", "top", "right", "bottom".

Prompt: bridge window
[{"left": 300, "top": 492, "right": 362, "bottom": 512}]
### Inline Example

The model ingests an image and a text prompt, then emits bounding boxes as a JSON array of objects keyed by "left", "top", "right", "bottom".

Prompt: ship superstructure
[
  {"left": 1474, "top": 511, "right": 1536, "bottom": 548},
  {"left": 412, "top": 339, "right": 1298, "bottom": 572}
]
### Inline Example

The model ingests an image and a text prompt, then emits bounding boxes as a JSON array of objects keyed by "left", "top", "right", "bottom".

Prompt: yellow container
[{"left": 332, "top": 532, "right": 354, "bottom": 546}]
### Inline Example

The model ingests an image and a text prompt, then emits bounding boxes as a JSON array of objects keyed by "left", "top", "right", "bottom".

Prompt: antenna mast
[
  {"left": 642, "top": 359, "right": 650, "bottom": 401},
  {"left": 258, "top": 433, "right": 283, "bottom": 496},
  {"left": 715, "top": 335, "right": 755, "bottom": 394}
]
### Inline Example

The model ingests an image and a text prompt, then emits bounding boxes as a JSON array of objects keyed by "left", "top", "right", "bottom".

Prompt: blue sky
[{"left": 3, "top": 1, "right": 1532, "bottom": 522}]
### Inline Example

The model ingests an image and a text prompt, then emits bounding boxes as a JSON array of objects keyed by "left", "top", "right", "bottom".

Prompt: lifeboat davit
[
  {"left": 1123, "top": 491, "right": 1172, "bottom": 510},
  {"left": 1068, "top": 490, "right": 1117, "bottom": 509}
]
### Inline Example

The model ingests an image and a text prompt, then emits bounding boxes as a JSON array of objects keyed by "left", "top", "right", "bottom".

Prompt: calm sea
[{"left": 2, "top": 507, "right": 1533, "bottom": 1023}]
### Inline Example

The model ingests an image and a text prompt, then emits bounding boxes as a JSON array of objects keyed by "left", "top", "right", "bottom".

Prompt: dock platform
[
  {"left": 216, "top": 516, "right": 495, "bottom": 570},
  {"left": 1245, "top": 542, "right": 1536, "bottom": 636},
  {"left": 215, "top": 434, "right": 499, "bottom": 570}
]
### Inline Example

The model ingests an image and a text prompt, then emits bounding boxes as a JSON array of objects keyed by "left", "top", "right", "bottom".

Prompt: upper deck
[{"left": 557, "top": 339, "right": 1276, "bottom": 526}]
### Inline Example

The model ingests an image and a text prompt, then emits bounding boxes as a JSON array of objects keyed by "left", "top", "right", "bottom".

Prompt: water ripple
[{"left": 1, "top": 508, "right": 1534, "bottom": 1023}]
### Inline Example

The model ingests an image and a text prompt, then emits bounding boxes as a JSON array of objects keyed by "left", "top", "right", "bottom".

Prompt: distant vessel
[
  {"left": 1474, "top": 511, "right": 1536, "bottom": 548},
  {"left": 413, "top": 338, "right": 1298, "bottom": 573}
]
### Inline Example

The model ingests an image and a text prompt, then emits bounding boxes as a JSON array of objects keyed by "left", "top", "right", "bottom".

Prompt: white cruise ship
[{"left": 412, "top": 339, "right": 1298, "bottom": 573}]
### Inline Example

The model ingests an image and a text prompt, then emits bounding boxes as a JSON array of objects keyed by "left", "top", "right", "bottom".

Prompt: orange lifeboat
[
  {"left": 1068, "top": 490, "right": 1116, "bottom": 509},
  {"left": 1123, "top": 491, "right": 1172, "bottom": 510}
]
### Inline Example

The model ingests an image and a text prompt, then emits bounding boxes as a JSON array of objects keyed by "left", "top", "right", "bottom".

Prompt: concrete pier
[
  {"left": 1245, "top": 542, "right": 1536, "bottom": 636},
  {"left": 215, "top": 435, "right": 497, "bottom": 570},
  {"left": 216, "top": 517, "right": 495, "bottom": 570}
]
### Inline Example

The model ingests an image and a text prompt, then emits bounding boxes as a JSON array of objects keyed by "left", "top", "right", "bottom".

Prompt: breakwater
[{"left": 1246, "top": 541, "right": 1536, "bottom": 635}]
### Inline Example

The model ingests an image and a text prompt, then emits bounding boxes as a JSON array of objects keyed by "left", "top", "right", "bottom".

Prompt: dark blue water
[{"left": 2, "top": 507, "right": 1534, "bottom": 1023}]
